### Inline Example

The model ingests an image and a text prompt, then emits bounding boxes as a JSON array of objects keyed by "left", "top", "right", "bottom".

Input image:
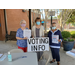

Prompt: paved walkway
[
  {"left": 0, "top": 41, "right": 17, "bottom": 53},
  {"left": 0, "top": 41, "right": 75, "bottom": 65}
]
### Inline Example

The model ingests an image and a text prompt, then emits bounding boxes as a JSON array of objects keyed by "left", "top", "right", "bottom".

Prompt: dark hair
[{"left": 35, "top": 17, "right": 41, "bottom": 22}]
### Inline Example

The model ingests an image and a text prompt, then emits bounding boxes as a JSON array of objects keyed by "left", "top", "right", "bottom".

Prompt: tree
[
  {"left": 66, "top": 10, "right": 75, "bottom": 26},
  {"left": 32, "top": 9, "right": 35, "bottom": 25},
  {"left": 57, "top": 9, "right": 75, "bottom": 31},
  {"left": 36, "top": 9, "right": 41, "bottom": 17},
  {"left": 41, "top": 9, "right": 44, "bottom": 20},
  {"left": 44, "top": 9, "right": 49, "bottom": 33}
]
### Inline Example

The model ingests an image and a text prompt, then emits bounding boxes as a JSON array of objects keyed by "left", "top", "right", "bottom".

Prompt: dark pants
[
  {"left": 36, "top": 51, "right": 43, "bottom": 61},
  {"left": 50, "top": 47, "right": 60, "bottom": 62}
]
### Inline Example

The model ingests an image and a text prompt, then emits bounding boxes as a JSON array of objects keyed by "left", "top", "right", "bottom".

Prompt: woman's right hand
[
  {"left": 32, "top": 37, "right": 34, "bottom": 38},
  {"left": 32, "top": 35, "right": 34, "bottom": 38}
]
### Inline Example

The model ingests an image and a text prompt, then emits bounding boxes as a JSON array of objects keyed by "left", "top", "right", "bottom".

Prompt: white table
[{"left": 0, "top": 52, "right": 38, "bottom": 65}]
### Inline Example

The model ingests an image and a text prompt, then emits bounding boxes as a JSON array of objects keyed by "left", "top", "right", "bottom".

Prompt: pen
[{"left": 22, "top": 56, "right": 27, "bottom": 58}]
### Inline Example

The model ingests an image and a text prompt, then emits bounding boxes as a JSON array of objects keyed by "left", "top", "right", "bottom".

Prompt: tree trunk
[
  {"left": 60, "top": 21, "right": 64, "bottom": 31},
  {"left": 60, "top": 25, "right": 64, "bottom": 31},
  {"left": 60, "top": 18, "right": 62, "bottom": 31},
  {"left": 45, "top": 16, "right": 47, "bottom": 33},
  {"left": 59, "top": 11, "right": 65, "bottom": 31},
  {"left": 42, "top": 9, "right": 44, "bottom": 20}
]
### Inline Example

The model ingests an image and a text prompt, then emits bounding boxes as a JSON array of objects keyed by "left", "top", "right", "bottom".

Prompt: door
[{"left": 0, "top": 14, "right": 2, "bottom": 40}]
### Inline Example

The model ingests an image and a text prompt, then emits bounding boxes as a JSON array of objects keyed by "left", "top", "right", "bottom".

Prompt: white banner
[{"left": 27, "top": 37, "right": 49, "bottom": 52}]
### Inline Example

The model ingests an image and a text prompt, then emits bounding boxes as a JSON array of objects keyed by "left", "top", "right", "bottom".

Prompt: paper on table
[
  {"left": 0, "top": 54, "right": 3, "bottom": 58},
  {"left": 70, "top": 50, "right": 75, "bottom": 53},
  {"left": 23, "top": 29, "right": 31, "bottom": 38},
  {"left": 52, "top": 35, "right": 59, "bottom": 43},
  {"left": 0, "top": 55, "right": 6, "bottom": 61},
  {"left": 66, "top": 50, "right": 75, "bottom": 58}
]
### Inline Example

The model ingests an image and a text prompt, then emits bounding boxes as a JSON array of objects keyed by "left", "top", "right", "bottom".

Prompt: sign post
[
  {"left": 49, "top": 11, "right": 55, "bottom": 16},
  {"left": 49, "top": 11, "right": 55, "bottom": 26},
  {"left": 29, "top": 9, "right": 31, "bottom": 29}
]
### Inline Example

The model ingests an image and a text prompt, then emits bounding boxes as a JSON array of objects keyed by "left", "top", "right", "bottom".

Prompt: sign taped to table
[{"left": 27, "top": 37, "right": 49, "bottom": 52}]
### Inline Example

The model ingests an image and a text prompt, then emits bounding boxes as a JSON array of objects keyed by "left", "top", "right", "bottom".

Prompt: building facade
[
  {"left": 0, "top": 9, "right": 6, "bottom": 41},
  {"left": 0, "top": 9, "right": 41, "bottom": 41},
  {"left": 0, "top": 9, "right": 74, "bottom": 41},
  {"left": 46, "top": 19, "right": 74, "bottom": 31}
]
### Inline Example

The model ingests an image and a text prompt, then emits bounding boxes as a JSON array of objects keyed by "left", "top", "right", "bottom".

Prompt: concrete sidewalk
[
  {"left": 48, "top": 48, "right": 75, "bottom": 65},
  {"left": 0, "top": 41, "right": 17, "bottom": 53},
  {"left": 0, "top": 41, "right": 75, "bottom": 65}
]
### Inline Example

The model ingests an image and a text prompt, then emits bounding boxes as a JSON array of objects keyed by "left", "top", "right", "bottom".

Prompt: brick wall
[
  {"left": 31, "top": 12, "right": 41, "bottom": 23},
  {"left": 6, "top": 9, "right": 29, "bottom": 34},
  {"left": 6, "top": 9, "right": 41, "bottom": 34},
  {"left": 0, "top": 9, "right": 41, "bottom": 40},
  {"left": 0, "top": 9, "right": 6, "bottom": 40},
  {"left": 47, "top": 19, "right": 70, "bottom": 30}
]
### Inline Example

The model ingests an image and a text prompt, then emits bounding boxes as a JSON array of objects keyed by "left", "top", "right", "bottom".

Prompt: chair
[
  {"left": 8, "top": 49, "right": 24, "bottom": 53},
  {"left": 5, "top": 31, "right": 17, "bottom": 42},
  {"left": 38, "top": 48, "right": 52, "bottom": 65}
]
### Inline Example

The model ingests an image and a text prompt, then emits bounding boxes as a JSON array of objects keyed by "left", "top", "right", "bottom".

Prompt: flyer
[
  {"left": 23, "top": 29, "right": 31, "bottom": 38},
  {"left": 52, "top": 35, "right": 59, "bottom": 43}
]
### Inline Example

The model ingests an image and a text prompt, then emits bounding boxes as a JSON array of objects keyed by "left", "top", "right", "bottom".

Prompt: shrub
[
  {"left": 64, "top": 38, "right": 74, "bottom": 42},
  {"left": 61, "top": 31, "right": 71, "bottom": 39},
  {"left": 64, "top": 38, "right": 68, "bottom": 41},
  {"left": 71, "top": 34, "right": 75, "bottom": 38},
  {"left": 68, "top": 38, "right": 74, "bottom": 42}
]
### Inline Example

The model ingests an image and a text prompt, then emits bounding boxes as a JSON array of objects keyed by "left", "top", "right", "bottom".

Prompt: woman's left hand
[{"left": 58, "top": 39, "right": 61, "bottom": 42}]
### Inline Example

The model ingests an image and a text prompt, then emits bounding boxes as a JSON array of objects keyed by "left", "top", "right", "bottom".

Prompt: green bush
[
  {"left": 61, "top": 31, "right": 71, "bottom": 39},
  {"left": 68, "top": 38, "right": 74, "bottom": 41},
  {"left": 64, "top": 38, "right": 68, "bottom": 41},
  {"left": 71, "top": 34, "right": 75, "bottom": 38},
  {"left": 64, "top": 38, "right": 74, "bottom": 42}
]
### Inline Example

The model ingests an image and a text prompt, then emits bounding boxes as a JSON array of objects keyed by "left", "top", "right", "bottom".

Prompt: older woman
[
  {"left": 16, "top": 20, "right": 28, "bottom": 52},
  {"left": 48, "top": 22, "right": 63, "bottom": 65},
  {"left": 32, "top": 17, "right": 44, "bottom": 61}
]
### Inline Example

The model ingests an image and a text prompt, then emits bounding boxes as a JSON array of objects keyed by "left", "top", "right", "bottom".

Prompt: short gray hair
[{"left": 20, "top": 20, "right": 26, "bottom": 25}]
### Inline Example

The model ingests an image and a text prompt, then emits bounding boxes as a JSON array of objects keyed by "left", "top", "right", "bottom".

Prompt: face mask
[
  {"left": 52, "top": 27, "right": 56, "bottom": 30},
  {"left": 21, "top": 24, "right": 26, "bottom": 27},
  {"left": 36, "top": 22, "right": 40, "bottom": 25}
]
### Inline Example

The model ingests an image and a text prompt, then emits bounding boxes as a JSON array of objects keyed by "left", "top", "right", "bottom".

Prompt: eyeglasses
[{"left": 22, "top": 23, "right": 26, "bottom": 24}]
